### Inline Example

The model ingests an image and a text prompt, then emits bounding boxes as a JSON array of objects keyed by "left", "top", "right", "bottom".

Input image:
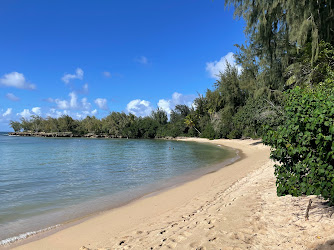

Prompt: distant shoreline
[
  {"left": 8, "top": 131, "right": 123, "bottom": 138},
  {"left": 7, "top": 131, "right": 183, "bottom": 139}
]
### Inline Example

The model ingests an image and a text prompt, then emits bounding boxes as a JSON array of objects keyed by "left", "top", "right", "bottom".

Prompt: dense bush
[
  {"left": 263, "top": 86, "right": 334, "bottom": 204},
  {"left": 200, "top": 124, "right": 216, "bottom": 140},
  {"left": 232, "top": 96, "right": 285, "bottom": 138}
]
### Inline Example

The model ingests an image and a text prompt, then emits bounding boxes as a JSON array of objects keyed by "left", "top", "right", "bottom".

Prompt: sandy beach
[{"left": 11, "top": 138, "right": 334, "bottom": 249}]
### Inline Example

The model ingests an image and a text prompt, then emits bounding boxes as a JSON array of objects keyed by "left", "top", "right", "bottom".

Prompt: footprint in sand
[
  {"left": 79, "top": 247, "right": 90, "bottom": 250},
  {"left": 170, "top": 222, "right": 178, "bottom": 228},
  {"left": 208, "top": 236, "right": 217, "bottom": 242}
]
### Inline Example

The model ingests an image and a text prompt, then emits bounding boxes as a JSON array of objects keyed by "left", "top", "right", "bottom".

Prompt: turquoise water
[{"left": 0, "top": 133, "right": 236, "bottom": 244}]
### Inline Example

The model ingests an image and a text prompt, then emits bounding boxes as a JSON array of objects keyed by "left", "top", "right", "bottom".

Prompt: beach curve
[{"left": 11, "top": 138, "right": 334, "bottom": 249}]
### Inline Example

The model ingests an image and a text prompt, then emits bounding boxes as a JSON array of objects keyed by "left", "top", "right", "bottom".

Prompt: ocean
[{"left": 0, "top": 133, "right": 237, "bottom": 245}]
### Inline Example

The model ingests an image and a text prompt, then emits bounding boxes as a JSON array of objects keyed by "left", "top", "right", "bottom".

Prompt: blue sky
[{"left": 0, "top": 0, "right": 245, "bottom": 131}]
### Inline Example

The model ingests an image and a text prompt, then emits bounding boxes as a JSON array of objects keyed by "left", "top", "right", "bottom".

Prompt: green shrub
[
  {"left": 263, "top": 86, "right": 334, "bottom": 204},
  {"left": 201, "top": 124, "right": 216, "bottom": 140},
  {"left": 227, "top": 129, "right": 242, "bottom": 139}
]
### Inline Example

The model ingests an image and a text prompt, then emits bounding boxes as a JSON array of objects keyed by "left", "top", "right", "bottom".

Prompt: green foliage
[
  {"left": 233, "top": 96, "right": 285, "bottom": 138},
  {"left": 57, "top": 115, "right": 77, "bottom": 132},
  {"left": 216, "top": 106, "right": 234, "bottom": 138},
  {"left": 200, "top": 124, "right": 216, "bottom": 140},
  {"left": 215, "top": 63, "right": 245, "bottom": 110},
  {"left": 20, "top": 117, "right": 33, "bottom": 132},
  {"left": 43, "top": 117, "right": 59, "bottom": 132},
  {"left": 226, "top": 0, "right": 334, "bottom": 64},
  {"left": 286, "top": 42, "right": 334, "bottom": 87},
  {"left": 101, "top": 112, "right": 130, "bottom": 136},
  {"left": 151, "top": 108, "right": 168, "bottom": 125},
  {"left": 170, "top": 104, "right": 191, "bottom": 123},
  {"left": 263, "top": 86, "right": 334, "bottom": 204},
  {"left": 136, "top": 117, "right": 159, "bottom": 139},
  {"left": 9, "top": 121, "right": 21, "bottom": 132},
  {"left": 184, "top": 114, "right": 201, "bottom": 135}
]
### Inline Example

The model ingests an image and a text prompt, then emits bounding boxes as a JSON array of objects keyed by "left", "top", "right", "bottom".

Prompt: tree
[
  {"left": 184, "top": 114, "right": 201, "bottom": 135},
  {"left": 215, "top": 62, "right": 245, "bottom": 111},
  {"left": 57, "top": 115, "right": 76, "bottom": 132},
  {"left": 151, "top": 108, "right": 168, "bottom": 125},
  {"left": 174, "top": 105, "right": 191, "bottom": 118},
  {"left": 20, "top": 117, "right": 32, "bottom": 132},
  {"left": 30, "top": 115, "right": 43, "bottom": 132},
  {"left": 286, "top": 42, "right": 334, "bottom": 87},
  {"left": 43, "top": 117, "right": 59, "bottom": 132},
  {"left": 9, "top": 121, "right": 21, "bottom": 132},
  {"left": 226, "top": 0, "right": 334, "bottom": 64},
  {"left": 136, "top": 117, "right": 159, "bottom": 138},
  {"left": 81, "top": 116, "right": 102, "bottom": 134}
]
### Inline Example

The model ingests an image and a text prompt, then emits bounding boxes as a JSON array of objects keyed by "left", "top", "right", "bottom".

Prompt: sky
[{"left": 0, "top": 0, "right": 245, "bottom": 131}]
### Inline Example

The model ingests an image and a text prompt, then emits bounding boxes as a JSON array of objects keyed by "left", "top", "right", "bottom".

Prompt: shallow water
[{"left": 0, "top": 133, "right": 236, "bottom": 244}]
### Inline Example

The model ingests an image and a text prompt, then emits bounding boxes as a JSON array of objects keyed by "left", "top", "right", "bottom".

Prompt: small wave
[{"left": 0, "top": 224, "right": 61, "bottom": 246}]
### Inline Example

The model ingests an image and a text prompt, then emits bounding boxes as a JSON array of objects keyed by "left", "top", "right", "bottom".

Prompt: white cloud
[
  {"left": 17, "top": 109, "right": 32, "bottom": 119},
  {"left": 126, "top": 99, "right": 153, "bottom": 117},
  {"left": 6, "top": 93, "right": 20, "bottom": 101},
  {"left": 157, "top": 92, "right": 196, "bottom": 115},
  {"left": 46, "top": 108, "right": 63, "bottom": 118},
  {"left": 103, "top": 71, "right": 111, "bottom": 77},
  {"left": 206, "top": 52, "right": 242, "bottom": 79},
  {"left": 69, "top": 92, "right": 78, "bottom": 109},
  {"left": 125, "top": 93, "right": 196, "bottom": 118},
  {"left": 32, "top": 107, "right": 41, "bottom": 116},
  {"left": 51, "top": 92, "right": 92, "bottom": 111},
  {"left": 157, "top": 99, "right": 171, "bottom": 114},
  {"left": 3, "top": 108, "right": 12, "bottom": 117},
  {"left": 81, "top": 97, "right": 91, "bottom": 110},
  {"left": 53, "top": 92, "right": 76, "bottom": 110},
  {"left": 94, "top": 98, "right": 108, "bottom": 110},
  {"left": 0, "top": 72, "right": 36, "bottom": 90},
  {"left": 135, "top": 56, "right": 148, "bottom": 65},
  {"left": 61, "top": 68, "right": 84, "bottom": 84},
  {"left": 91, "top": 109, "right": 98, "bottom": 116},
  {"left": 74, "top": 109, "right": 99, "bottom": 119},
  {"left": 16, "top": 107, "right": 41, "bottom": 119},
  {"left": 55, "top": 99, "right": 69, "bottom": 109},
  {"left": 45, "top": 108, "right": 97, "bottom": 120}
]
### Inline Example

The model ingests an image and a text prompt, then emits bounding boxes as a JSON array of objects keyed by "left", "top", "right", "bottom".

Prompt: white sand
[{"left": 12, "top": 138, "right": 334, "bottom": 250}]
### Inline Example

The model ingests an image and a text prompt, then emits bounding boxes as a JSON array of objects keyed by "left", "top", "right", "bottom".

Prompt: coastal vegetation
[
  {"left": 9, "top": 1, "right": 334, "bottom": 202},
  {"left": 227, "top": 0, "right": 334, "bottom": 203}
]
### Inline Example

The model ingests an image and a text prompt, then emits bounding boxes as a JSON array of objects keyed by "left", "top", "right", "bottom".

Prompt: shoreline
[
  {"left": 7, "top": 138, "right": 334, "bottom": 249},
  {"left": 9, "top": 138, "right": 266, "bottom": 249},
  {"left": 2, "top": 138, "right": 239, "bottom": 248}
]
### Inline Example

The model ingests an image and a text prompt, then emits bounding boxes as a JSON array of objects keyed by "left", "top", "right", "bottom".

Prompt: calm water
[{"left": 0, "top": 133, "right": 236, "bottom": 244}]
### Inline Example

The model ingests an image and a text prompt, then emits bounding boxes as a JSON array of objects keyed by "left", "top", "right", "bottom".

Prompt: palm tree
[{"left": 184, "top": 114, "right": 201, "bottom": 135}]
